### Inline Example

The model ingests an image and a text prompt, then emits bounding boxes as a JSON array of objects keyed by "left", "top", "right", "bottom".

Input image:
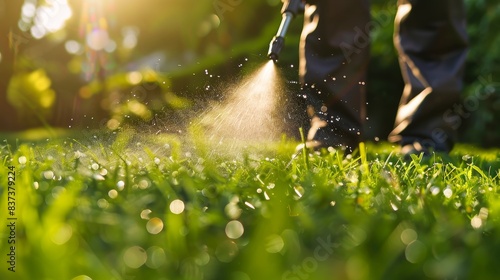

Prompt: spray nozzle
[{"left": 267, "top": 0, "right": 304, "bottom": 61}]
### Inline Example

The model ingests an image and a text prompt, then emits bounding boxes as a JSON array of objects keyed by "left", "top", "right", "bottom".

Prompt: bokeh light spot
[
  {"left": 400, "top": 229, "right": 418, "bottom": 245},
  {"left": 123, "top": 246, "right": 147, "bottom": 269},
  {"left": 72, "top": 275, "right": 92, "bottom": 280},
  {"left": 108, "top": 189, "right": 118, "bottom": 199},
  {"left": 146, "top": 246, "right": 167, "bottom": 269},
  {"left": 265, "top": 234, "right": 284, "bottom": 253},
  {"left": 215, "top": 241, "right": 238, "bottom": 263},
  {"left": 146, "top": 217, "right": 164, "bottom": 234},
  {"left": 65, "top": 40, "right": 81, "bottom": 54},
  {"left": 51, "top": 224, "right": 73, "bottom": 245},
  {"left": 140, "top": 209, "right": 152, "bottom": 220},
  {"left": 170, "top": 199, "right": 185, "bottom": 214},
  {"left": 405, "top": 240, "right": 427, "bottom": 263},
  {"left": 225, "top": 220, "right": 244, "bottom": 239},
  {"left": 86, "top": 29, "right": 110, "bottom": 51}
]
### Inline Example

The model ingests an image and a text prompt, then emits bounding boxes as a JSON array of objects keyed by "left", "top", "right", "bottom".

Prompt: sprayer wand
[{"left": 267, "top": 0, "right": 304, "bottom": 61}]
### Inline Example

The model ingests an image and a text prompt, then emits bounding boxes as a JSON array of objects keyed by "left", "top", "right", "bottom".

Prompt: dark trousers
[{"left": 299, "top": 0, "right": 468, "bottom": 151}]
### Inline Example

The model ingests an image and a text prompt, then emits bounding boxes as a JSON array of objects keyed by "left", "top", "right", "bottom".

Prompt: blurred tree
[{"left": 0, "top": 0, "right": 24, "bottom": 130}]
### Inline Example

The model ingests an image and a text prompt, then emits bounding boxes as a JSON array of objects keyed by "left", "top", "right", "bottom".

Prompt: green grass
[{"left": 1, "top": 129, "right": 499, "bottom": 280}]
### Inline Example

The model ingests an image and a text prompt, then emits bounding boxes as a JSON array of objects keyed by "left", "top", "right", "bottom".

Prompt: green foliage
[
  {"left": 461, "top": 0, "right": 500, "bottom": 147},
  {"left": 7, "top": 69, "right": 56, "bottom": 126},
  {"left": 1, "top": 133, "right": 499, "bottom": 280}
]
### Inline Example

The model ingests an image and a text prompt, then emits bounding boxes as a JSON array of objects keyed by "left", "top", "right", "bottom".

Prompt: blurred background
[{"left": 0, "top": 0, "right": 499, "bottom": 146}]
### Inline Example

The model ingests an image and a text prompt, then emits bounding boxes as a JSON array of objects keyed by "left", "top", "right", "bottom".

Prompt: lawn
[{"left": 1, "top": 129, "right": 499, "bottom": 280}]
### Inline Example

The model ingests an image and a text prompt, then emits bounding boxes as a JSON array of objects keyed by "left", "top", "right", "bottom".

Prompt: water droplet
[
  {"left": 430, "top": 186, "right": 440, "bottom": 196},
  {"left": 91, "top": 163, "right": 99, "bottom": 170},
  {"left": 18, "top": 156, "right": 27, "bottom": 165},
  {"left": 225, "top": 201, "right": 242, "bottom": 219},
  {"left": 244, "top": 201, "right": 255, "bottom": 209},
  {"left": 390, "top": 201, "right": 399, "bottom": 211},
  {"left": 117, "top": 181, "right": 125, "bottom": 190},
  {"left": 170, "top": 199, "right": 185, "bottom": 214},
  {"left": 294, "top": 186, "right": 304, "bottom": 198},
  {"left": 471, "top": 216, "right": 482, "bottom": 229},
  {"left": 43, "top": 170, "right": 55, "bottom": 180},
  {"left": 138, "top": 179, "right": 150, "bottom": 189},
  {"left": 443, "top": 188, "right": 453, "bottom": 198}
]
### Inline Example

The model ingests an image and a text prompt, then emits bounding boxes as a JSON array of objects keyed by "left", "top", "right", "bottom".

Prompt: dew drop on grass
[
  {"left": 443, "top": 187, "right": 453, "bottom": 198},
  {"left": 294, "top": 186, "right": 304, "bottom": 199},
  {"left": 170, "top": 199, "right": 185, "bottom": 214},
  {"left": 117, "top": 180, "right": 125, "bottom": 190},
  {"left": 471, "top": 216, "right": 482, "bottom": 229},
  {"left": 43, "top": 170, "right": 55, "bottom": 180},
  {"left": 18, "top": 156, "right": 27, "bottom": 165},
  {"left": 138, "top": 179, "right": 150, "bottom": 189},
  {"left": 225, "top": 220, "right": 244, "bottom": 239},
  {"left": 244, "top": 201, "right": 255, "bottom": 210},
  {"left": 390, "top": 201, "right": 399, "bottom": 211},
  {"left": 225, "top": 201, "right": 242, "bottom": 219},
  {"left": 264, "top": 191, "right": 270, "bottom": 201},
  {"left": 146, "top": 217, "right": 164, "bottom": 234},
  {"left": 430, "top": 186, "right": 440, "bottom": 196},
  {"left": 91, "top": 163, "right": 99, "bottom": 170}
]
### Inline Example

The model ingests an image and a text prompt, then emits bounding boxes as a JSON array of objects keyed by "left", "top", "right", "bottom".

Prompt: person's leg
[
  {"left": 298, "top": 0, "right": 370, "bottom": 153},
  {"left": 389, "top": 0, "right": 468, "bottom": 153}
]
